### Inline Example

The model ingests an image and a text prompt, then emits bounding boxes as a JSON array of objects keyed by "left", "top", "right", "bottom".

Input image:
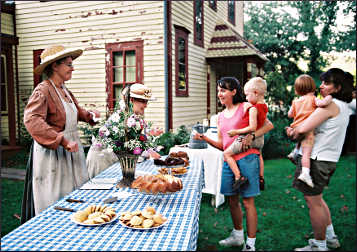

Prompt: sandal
[
  {"left": 233, "top": 176, "right": 249, "bottom": 191},
  {"left": 259, "top": 176, "right": 265, "bottom": 191}
]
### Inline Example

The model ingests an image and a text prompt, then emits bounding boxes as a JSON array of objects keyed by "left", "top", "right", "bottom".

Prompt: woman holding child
[
  {"left": 286, "top": 68, "right": 355, "bottom": 251},
  {"left": 194, "top": 76, "right": 273, "bottom": 251}
]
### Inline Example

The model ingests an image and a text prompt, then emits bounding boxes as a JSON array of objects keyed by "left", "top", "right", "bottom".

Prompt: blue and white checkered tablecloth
[{"left": 1, "top": 157, "right": 204, "bottom": 251}]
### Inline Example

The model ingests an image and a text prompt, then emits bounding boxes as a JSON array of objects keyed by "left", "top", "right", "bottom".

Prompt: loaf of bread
[{"left": 131, "top": 174, "right": 183, "bottom": 194}]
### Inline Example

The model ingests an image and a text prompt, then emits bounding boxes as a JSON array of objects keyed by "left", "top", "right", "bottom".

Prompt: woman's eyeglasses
[
  {"left": 134, "top": 98, "right": 148, "bottom": 104},
  {"left": 61, "top": 62, "right": 74, "bottom": 68}
]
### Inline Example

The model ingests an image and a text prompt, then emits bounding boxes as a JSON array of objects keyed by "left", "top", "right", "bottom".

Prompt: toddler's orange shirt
[{"left": 290, "top": 94, "right": 316, "bottom": 128}]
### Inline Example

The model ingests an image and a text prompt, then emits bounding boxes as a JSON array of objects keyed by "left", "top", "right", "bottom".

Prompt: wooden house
[{"left": 2, "top": 0, "right": 267, "bottom": 149}]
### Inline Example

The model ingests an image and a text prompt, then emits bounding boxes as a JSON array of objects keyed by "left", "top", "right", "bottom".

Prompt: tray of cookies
[
  {"left": 158, "top": 166, "right": 188, "bottom": 176},
  {"left": 71, "top": 205, "right": 118, "bottom": 226},
  {"left": 119, "top": 207, "right": 167, "bottom": 230}
]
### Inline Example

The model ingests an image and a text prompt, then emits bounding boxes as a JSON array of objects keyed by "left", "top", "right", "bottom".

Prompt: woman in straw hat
[
  {"left": 86, "top": 83, "right": 162, "bottom": 179},
  {"left": 21, "top": 45, "right": 100, "bottom": 222}
]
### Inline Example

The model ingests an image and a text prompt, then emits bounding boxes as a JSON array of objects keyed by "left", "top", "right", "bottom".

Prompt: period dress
[{"left": 21, "top": 80, "right": 90, "bottom": 222}]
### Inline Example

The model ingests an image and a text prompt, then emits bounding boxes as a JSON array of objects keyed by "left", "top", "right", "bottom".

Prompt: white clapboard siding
[
  {"left": 14, "top": 0, "right": 244, "bottom": 135},
  {"left": 171, "top": 1, "right": 243, "bottom": 129},
  {"left": 15, "top": 1, "right": 166, "bottom": 131}
]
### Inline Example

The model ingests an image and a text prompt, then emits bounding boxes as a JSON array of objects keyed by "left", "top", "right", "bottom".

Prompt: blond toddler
[{"left": 224, "top": 77, "right": 268, "bottom": 191}]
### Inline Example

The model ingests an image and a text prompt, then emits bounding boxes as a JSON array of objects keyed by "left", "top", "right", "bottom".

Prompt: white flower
[
  {"left": 112, "top": 126, "right": 119, "bottom": 133},
  {"left": 110, "top": 112, "right": 120, "bottom": 123},
  {"left": 136, "top": 121, "right": 141, "bottom": 131},
  {"left": 127, "top": 117, "right": 136, "bottom": 127},
  {"left": 119, "top": 100, "right": 126, "bottom": 111}
]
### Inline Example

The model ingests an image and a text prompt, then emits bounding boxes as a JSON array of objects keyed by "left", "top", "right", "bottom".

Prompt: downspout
[
  {"left": 14, "top": 5, "right": 21, "bottom": 144},
  {"left": 164, "top": 0, "right": 169, "bottom": 133}
]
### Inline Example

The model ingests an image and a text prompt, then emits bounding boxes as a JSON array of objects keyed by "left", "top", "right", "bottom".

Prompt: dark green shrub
[
  {"left": 17, "top": 123, "right": 33, "bottom": 149},
  {"left": 262, "top": 113, "right": 295, "bottom": 159},
  {"left": 156, "top": 125, "right": 191, "bottom": 155}
]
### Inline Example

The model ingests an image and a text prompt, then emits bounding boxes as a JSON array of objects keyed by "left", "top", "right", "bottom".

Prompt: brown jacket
[{"left": 24, "top": 80, "right": 95, "bottom": 149}]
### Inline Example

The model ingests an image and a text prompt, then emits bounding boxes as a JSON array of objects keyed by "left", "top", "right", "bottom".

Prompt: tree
[
  {"left": 243, "top": 1, "right": 356, "bottom": 158},
  {"left": 244, "top": 1, "right": 356, "bottom": 84}
]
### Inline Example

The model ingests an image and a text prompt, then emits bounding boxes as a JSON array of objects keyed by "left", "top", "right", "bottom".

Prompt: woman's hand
[
  {"left": 193, "top": 131, "right": 204, "bottom": 141},
  {"left": 148, "top": 150, "right": 161, "bottom": 159},
  {"left": 66, "top": 141, "right": 79, "bottom": 152},
  {"left": 149, "top": 127, "right": 163, "bottom": 136},
  {"left": 285, "top": 126, "right": 304, "bottom": 141},
  {"left": 241, "top": 134, "right": 253, "bottom": 151}
]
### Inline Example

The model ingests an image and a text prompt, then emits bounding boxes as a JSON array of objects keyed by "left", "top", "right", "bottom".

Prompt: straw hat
[
  {"left": 34, "top": 45, "right": 83, "bottom": 75},
  {"left": 130, "top": 83, "right": 156, "bottom": 101}
]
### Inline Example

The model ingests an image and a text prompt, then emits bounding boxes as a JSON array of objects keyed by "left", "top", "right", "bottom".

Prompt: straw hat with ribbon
[
  {"left": 129, "top": 83, "right": 156, "bottom": 101},
  {"left": 34, "top": 45, "right": 83, "bottom": 75}
]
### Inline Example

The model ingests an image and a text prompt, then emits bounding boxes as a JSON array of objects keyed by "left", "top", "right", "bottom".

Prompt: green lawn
[
  {"left": 197, "top": 155, "right": 356, "bottom": 251},
  {"left": 1, "top": 152, "right": 356, "bottom": 251}
]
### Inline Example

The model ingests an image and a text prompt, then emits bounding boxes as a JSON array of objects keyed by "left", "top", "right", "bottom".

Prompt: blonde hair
[
  {"left": 294, "top": 74, "right": 316, "bottom": 96},
  {"left": 244, "top": 77, "right": 267, "bottom": 96}
]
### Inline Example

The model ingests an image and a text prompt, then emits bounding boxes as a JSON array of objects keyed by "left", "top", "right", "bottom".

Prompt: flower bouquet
[{"left": 94, "top": 100, "right": 159, "bottom": 188}]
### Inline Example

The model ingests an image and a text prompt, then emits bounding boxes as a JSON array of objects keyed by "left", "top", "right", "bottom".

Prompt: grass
[
  {"left": 1, "top": 150, "right": 356, "bottom": 251},
  {"left": 197, "top": 155, "right": 356, "bottom": 251}
]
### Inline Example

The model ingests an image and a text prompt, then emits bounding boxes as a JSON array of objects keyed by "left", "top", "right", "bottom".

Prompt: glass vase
[{"left": 115, "top": 152, "right": 139, "bottom": 188}]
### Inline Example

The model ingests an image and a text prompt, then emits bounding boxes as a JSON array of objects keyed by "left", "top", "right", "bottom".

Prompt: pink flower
[{"left": 133, "top": 147, "right": 142, "bottom": 155}]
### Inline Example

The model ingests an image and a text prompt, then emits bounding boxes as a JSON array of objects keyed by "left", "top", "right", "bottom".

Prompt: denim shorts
[{"left": 220, "top": 154, "right": 260, "bottom": 198}]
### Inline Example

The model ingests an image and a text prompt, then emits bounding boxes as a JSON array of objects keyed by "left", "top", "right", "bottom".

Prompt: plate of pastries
[
  {"left": 158, "top": 166, "right": 188, "bottom": 176},
  {"left": 71, "top": 205, "right": 118, "bottom": 226},
  {"left": 153, "top": 151, "right": 190, "bottom": 168},
  {"left": 131, "top": 174, "right": 183, "bottom": 194},
  {"left": 119, "top": 206, "right": 167, "bottom": 230}
]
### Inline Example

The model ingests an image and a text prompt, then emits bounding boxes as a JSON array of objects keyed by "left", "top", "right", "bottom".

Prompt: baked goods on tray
[
  {"left": 158, "top": 167, "right": 187, "bottom": 175},
  {"left": 72, "top": 205, "right": 116, "bottom": 225},
  {"left": 131, "top": 174, "right": 183, "bottom": 194},
  {"left": 119, "top": 206, "right": 167, "bottom": 229},
  {"left": 154, "top": 157, "right": 185, "bottom": 166},
  {"left": 154, "top": 152, "right": 189, "bottom": 167},
  {"left": 169, "top": 151, "right": 189, "bottom": 159}
]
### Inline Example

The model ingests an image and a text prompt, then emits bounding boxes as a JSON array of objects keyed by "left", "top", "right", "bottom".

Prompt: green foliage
[
  {"left": 244, "top": 1, "right": 356, "bottom": 82},
  {"left": 17, "top": 123, "right": 33, "bottom": 149},
  {"left": 262, "top": 115, "right": 295, "bottom": 159},
  {"left": 78, "top": 121, "right": 103, "bottom": 146},
  {"left": 265, "top": 71, "right": 295, "bottom": 110},
  {"left": 156, "top": 125, "right": 191, "bottom": 155}
]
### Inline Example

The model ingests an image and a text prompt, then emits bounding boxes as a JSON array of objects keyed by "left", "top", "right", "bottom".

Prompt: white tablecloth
[{"left": 170, "top": 145, "right": 225, "bottom": 208}]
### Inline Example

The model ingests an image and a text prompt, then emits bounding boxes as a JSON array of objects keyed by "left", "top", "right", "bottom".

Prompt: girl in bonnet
[{"left": 86, "top": 83, "right": 162, "bottom": 179}]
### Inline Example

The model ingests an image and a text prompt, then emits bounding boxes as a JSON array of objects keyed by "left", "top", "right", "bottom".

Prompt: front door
[{"left": 1, "top": 46, "right": 16, "bottom": 146}]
